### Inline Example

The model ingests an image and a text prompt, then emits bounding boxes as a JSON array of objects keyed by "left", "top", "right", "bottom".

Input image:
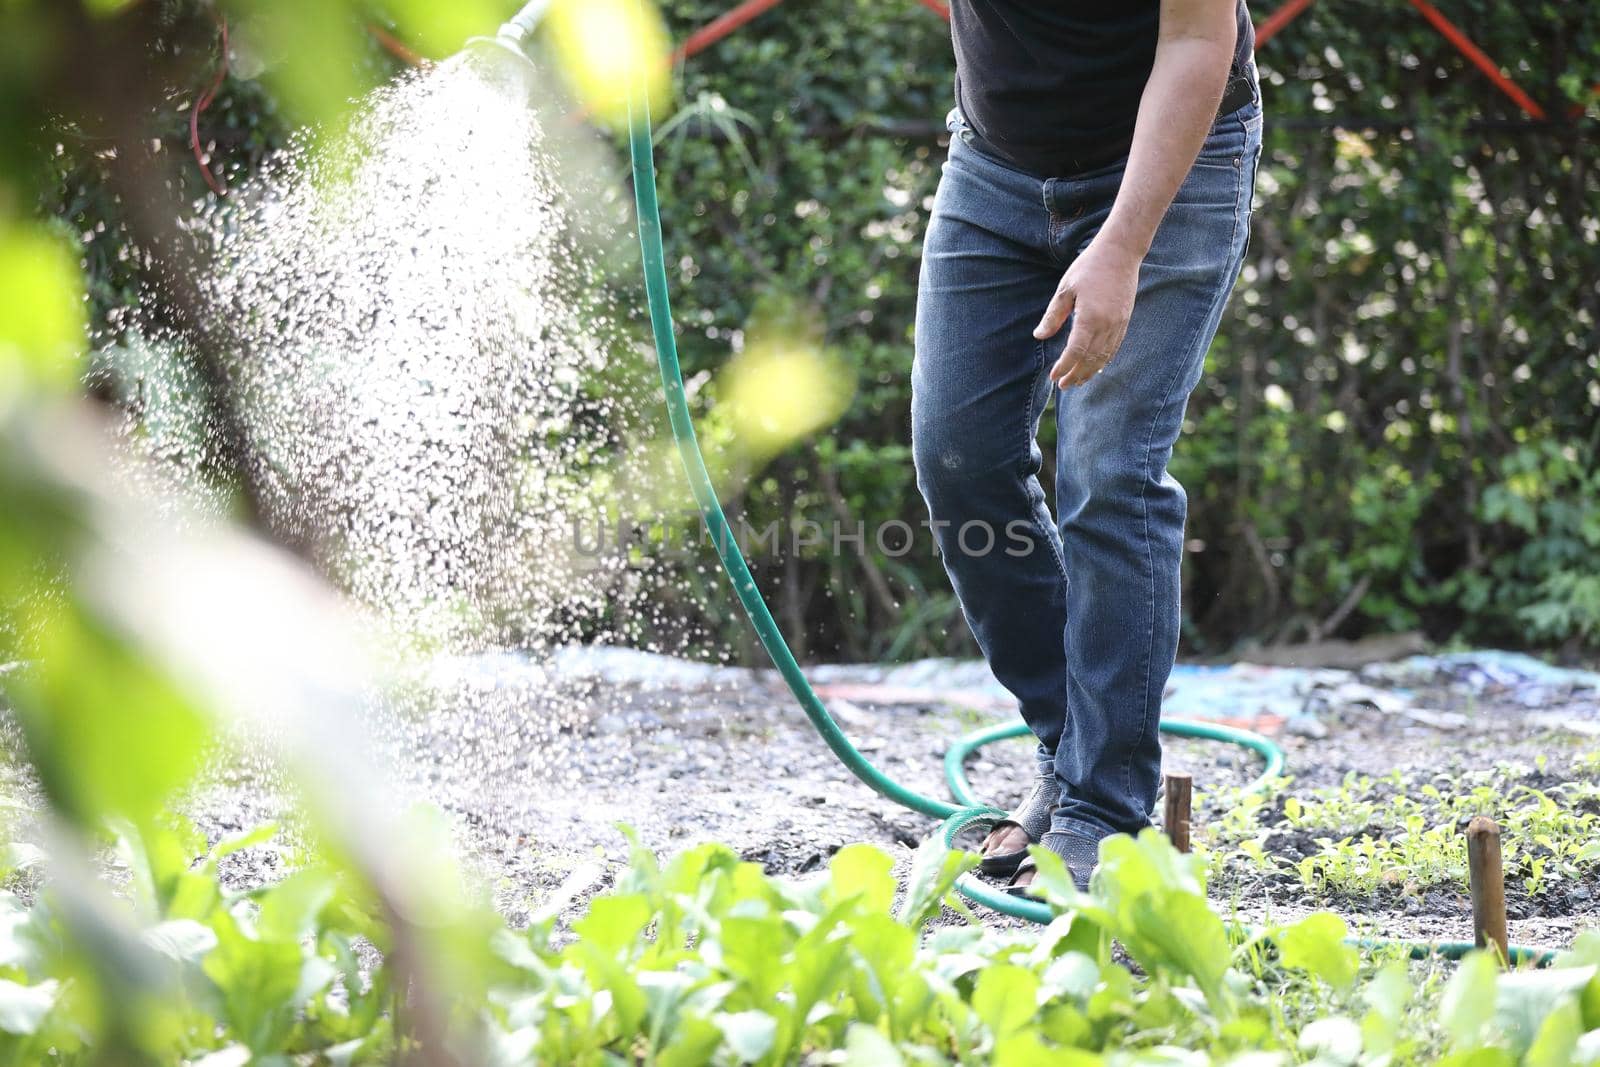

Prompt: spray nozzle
[
  {"left": 497, "top": 0, "right": 554, "bottom": 47},
  {"left": 459, "top": 0, "right": 552, "bottom": 94}
]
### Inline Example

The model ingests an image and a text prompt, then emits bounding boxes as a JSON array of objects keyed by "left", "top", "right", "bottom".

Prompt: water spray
[{"left": 473, "top": 3, "right": 1555, "bottom": 963}]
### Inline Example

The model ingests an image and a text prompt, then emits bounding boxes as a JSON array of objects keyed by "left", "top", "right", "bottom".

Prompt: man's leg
[
  {"left": 912, "top": 135, "right": 1068, "bottom": 790},
  {"left": 1048, "top": 102, "right": 1263, "bottom": 840}
]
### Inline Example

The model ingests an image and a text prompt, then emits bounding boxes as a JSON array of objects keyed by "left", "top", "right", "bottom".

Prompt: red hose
[
  {"left": 670, "top": 0, "right": 788, "bottom": 64},
  {"left": 189, "top": 15, "right": 230, "bottom": 196},
  {"left": 368, "top": 23, "right": 428, "bottom": 68}
]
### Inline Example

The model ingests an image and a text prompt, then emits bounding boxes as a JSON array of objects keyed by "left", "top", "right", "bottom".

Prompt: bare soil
[
  {"left": 365, "top": 648, "right": 1600, "bottom": 951},
  {"left": 8, "top": 646, "right": 1599, "bottom": 954}
]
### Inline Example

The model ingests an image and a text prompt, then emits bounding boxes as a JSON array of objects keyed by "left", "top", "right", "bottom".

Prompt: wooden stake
[
  {"left": 1163, "top": 772, "right": 1192, "bottom": 853},
  {"left": 1466, "top": 816, "right": 1508, "bottom": 963}
]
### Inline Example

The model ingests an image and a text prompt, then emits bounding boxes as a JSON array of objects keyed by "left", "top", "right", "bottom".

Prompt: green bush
[
  {"left": 39, "top": 0, "right": 1600, "bottom": 662},
  {"left": 1462, "top": 441, "right": 1600, "bottom": 646},
  {"left": 648, "top": 0, "right": 1600, "bottom": 659}
]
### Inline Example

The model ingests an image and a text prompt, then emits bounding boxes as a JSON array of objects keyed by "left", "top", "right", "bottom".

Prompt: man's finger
[
  {"left": 1033, "top": 284, "right": 1076, "bottom": 340},
  {"left": 1066, "top": 356, "right": 1102, "bottom": 387},
  {"left": 1048, "top": 351, "right": 1079, "bottom": 387},
  {"left": 1070, "top": 323, "right": 1126, "bottom": 385},
  {"left": 1067, "top": 341, "right": 1112, "bottom": 386},
  {"left": 1050, "top": 319, "right": 1100, "bottom": 386}
]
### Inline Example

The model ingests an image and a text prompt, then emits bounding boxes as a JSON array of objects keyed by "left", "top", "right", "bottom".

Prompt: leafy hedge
[
  {"left": 4, "top": 822, "right": 1599, "bottom": 1064},
  {"left": 49, "top": 0, "right": 1600, "bottom": 659},
  {"left": 650, "top": 0, "right": 1600, "bottom": 659}
]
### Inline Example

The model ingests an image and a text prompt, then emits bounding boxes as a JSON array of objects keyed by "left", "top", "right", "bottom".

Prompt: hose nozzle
[
  {"left": 459, "top": 0, "right": 551, "bottom": 94},
  {"left": 497, "top": 0, "right": 554, "bottom": 47}
]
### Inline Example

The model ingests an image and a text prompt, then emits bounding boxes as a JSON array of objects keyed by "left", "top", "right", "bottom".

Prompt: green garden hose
[
  {"left": 622, "top": 50, "right": 1555, "bottom": 967},
  {"left": 624, "top": 83, "right": 1275, "bottom": 925}
]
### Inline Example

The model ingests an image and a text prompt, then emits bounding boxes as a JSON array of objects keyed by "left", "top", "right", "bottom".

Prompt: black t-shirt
[{"left": 951, "top": 0, "right": 1255, "bottom": 177}]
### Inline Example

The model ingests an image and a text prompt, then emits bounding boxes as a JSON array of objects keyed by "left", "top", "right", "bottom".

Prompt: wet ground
[
  {"left": 8, "top": 646, "right": 1600, "bottom": 953},
  {"left": 366, "top": 647, "right": 1600, "bottom": 951}
]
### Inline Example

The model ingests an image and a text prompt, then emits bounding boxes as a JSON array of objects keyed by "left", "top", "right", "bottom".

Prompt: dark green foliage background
[
  {"left": 61, "top": 0, "right": 1600, "bottom": 661},
  {"left": 651, "top": 0, "right": 1600, "bottom": 661}
]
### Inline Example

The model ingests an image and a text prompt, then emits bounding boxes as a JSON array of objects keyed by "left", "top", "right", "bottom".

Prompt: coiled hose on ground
[{"left": 620, "top": 45, "right": 1553, "bottom": 967}]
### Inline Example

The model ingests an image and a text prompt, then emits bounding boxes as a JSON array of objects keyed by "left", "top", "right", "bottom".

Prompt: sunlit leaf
[
  {"left": 826, "top": 843, "right": 895, "bottom": 915},
  {"left": 142, "top": 919, "right": 219, "bottom": 964},
  {"left": 0, "top": 220, "right": 85, "bottom": 405},
  {"left": 0, "top": 894, "right": 42, "bottom": 974},
  {"left": 712, "top": 1010, "right": 776, "bottom": 1062},
  {"left": 1439, "top": 951, "right": 1499, "bottom": 1049},
  {"left": 8, "top": 601, "right": 210, "bottom": 828},
  {"left": 972, "top": 964, "right": 1038, "bottom": 1039},
  {"left": 0, "top": 977, "right": 57, "bottom": 1035},
  {"left": 718, "top": 913, "right": 789, "bottom": 1003},
  {"left": 1085, "top": 831, "right": 1231, "bottom": 1007},
  {"left": 722, "top": 340, "right": 855, "bottom": 456},
  {"left": 571, "top": 893, "right": 652, "bottom": 954},
  {"left": 895, "top": 835, "right": 974, "bottom": 929},
  {"left": 385, "top": 0, "right": 504, "bottom": 58},
  {"left": 258, "top": 868, "right": 337, "bottom": 944},
  {"left": 1278, "top": 912, "right": 1358, "bottom": 992},
  {"left": 545, "top": 0, "right": 670, "bottom": 125},
  {"left": 1495, "top": 965, "right": 1599, "bottom": 1057},
  {"left": 221, "top": 0, "right": 371, "bottom": 129},
  {"left": 1360, "top": 962, "right": 1411, "bottom": 1053},
  {"left": 1297, "top": 1016, "right": 1362, "bottom": 1065},
  {"left": 1524, "top": 1000, "right": 1585, "bottom": 1067},
  {"left": 994, "top": 1031, "right": 1094, "bottom": 1066},
  {"left": 656, "top": 1013, "right": 724, "bottom": 1067},
  {"left": 842, "top": 1023, "right": 904, "bottom": 1067},
  {"left": 202, "top": 909, "right": 306, "bottom": 1052}
]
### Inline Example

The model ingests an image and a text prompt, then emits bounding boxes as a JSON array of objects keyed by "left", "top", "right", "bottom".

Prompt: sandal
[
  {"left": 977, "top": 769, "right": 1058, "bottom": 878},
  {"left": 1005, "top": 828, "right": 1100, "bottom": 896}
]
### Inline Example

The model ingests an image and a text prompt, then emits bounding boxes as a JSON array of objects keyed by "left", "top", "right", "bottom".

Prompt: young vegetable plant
[{"left": 2, "top": 821, "right": 1599, "bottom": 1064}]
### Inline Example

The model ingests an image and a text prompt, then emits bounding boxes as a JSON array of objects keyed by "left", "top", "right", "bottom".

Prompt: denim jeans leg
[
  {"left": 912, "top": 137, "right": 1069, "bottom": 771},
  {"left": 1048, "top": 103, "right": 1263, "bottom": 838},
  {"left": 916, "top": 104, "right": 1262, "bottom": 835}
]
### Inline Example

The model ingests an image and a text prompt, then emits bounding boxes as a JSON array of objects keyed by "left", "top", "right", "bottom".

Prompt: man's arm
[{"left": 1034, "top": 0, "right": 1240, "bottom": 388}]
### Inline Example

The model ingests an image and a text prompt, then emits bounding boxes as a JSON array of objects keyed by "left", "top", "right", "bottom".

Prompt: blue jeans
[{"left": 912, "top": 98, "right": 1263, "bottom": 839}]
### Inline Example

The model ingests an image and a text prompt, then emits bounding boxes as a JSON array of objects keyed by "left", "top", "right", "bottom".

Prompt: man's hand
[
  {"left": 1034, "top": 238, "right": 1143, "bottom": 388},
  {"left": 1034, "top": 0, "right": 1238, "bottom": 390}
]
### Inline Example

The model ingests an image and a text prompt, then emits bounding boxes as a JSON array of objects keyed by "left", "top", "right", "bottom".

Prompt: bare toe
[{"left": 981, "top": 825, "right": 1031, "bottom": 856}]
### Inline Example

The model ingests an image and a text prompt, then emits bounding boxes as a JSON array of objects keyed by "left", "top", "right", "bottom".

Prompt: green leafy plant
[
  {"left": 1211, "top": 766, "right": 1600, "bottom": 905},
  {"left": 8, "top": 824, "right": 1598, "bottom": 1064}
]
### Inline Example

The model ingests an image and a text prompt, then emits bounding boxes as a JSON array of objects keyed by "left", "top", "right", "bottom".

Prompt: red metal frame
[
  {"left": 353, "top": 0, "right": 1592, "bottom": 132},
  {"left": 1255, "top": 0, "right": 1316, "bottom": 46},
  {"left": 663, "top": 0, "right": 1560, "bottom": 123},
  {"left": 1406, "top": 0, "right": 1546, "bottom": 120}
]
